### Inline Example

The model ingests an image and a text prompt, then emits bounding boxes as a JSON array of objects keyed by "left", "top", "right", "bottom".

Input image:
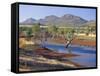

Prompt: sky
[{"left": 19, "top": 4, "right": 96, "bottom": 22}]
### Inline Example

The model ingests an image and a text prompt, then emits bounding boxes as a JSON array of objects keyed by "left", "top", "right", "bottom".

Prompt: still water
[{"left": 44, "top": 43, "right": 96, "bottom": 67}]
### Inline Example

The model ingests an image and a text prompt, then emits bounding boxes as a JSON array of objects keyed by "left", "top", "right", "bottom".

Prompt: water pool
[{"left": 44, "top": 43, "right": 96, "bottom": 67}]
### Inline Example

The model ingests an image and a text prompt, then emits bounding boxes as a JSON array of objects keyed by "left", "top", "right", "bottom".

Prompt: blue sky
[{"left": 19, "top": 4, "right": 96, "bottom": 22}]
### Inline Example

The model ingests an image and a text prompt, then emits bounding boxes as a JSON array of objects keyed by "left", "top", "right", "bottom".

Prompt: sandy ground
[{"left": 19, "top": 47, "right": 83, "bottom": 72}]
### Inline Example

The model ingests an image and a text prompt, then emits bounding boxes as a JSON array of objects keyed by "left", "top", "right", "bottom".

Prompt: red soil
[
  {"left": 72, "top": 39, "right": 96, "bottom": 47},
  {"left": 50, "top": 38, "right": 96, "bottom": 47}
]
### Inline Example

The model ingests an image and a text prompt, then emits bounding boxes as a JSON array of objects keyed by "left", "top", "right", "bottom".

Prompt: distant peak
[
  {"left": 20, "top": 18, "right": 37, "bottom": 25},
  {"left": 26, "top": 18, "right": 36, "bottom": 21},
  {"left": 45, "top": 15, "right": 59, "bottom": 19},
  {"left": 63, "top": 14, "right": 74, "bottom": 16}
]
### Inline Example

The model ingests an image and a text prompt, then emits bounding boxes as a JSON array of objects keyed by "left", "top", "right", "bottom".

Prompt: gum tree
[{"left": 64, "top": 28, "right": 75, "bottom": 54}]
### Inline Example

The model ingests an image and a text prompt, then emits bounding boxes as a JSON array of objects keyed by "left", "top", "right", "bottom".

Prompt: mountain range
[{"left": 20, "top": 14, "right": 95, "bottom": 27}]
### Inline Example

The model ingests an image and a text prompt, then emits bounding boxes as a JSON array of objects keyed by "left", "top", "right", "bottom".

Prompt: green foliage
[
  {"left": 47, "top": 25, "right": 58, "bottom": 34},
  {"left": 26, "top": 28, "right": 33, "bottom": 37},
  {"left": 64, "top": 28, "right": 75, "bottom": 40},
  {"left": 19, "top": 27, "right": 28, "bottom": 33},
  {"left": 64, "top": 28, "right": 74, "bottom": 34},
  {"left": 57, "top": 28, "right": 64, "bottom": 34},
  {"left": 32, "top": 24, "right": 40, "bottom": 34},
  {"left": 65, "top": 32, "right": 74, "bottom": 40},
  {"left": 85, "top": 26, "right": 95, "bottom": 35},
  {"left": 19, "top": 27, "right": 33, "bottom": 37}
]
